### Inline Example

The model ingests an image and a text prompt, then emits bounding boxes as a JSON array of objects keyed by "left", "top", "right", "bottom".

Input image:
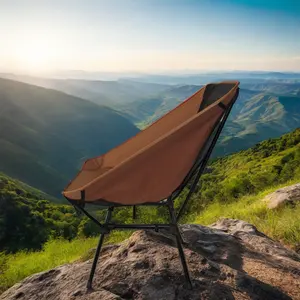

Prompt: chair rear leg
[
  {"left": 167, "top": 199, "right": 192, "bottom": 289},
  {"left": 174, "top": 227, "right": 192, "bottom": 288},
  {"left": 87, "top": 207, "right": 113, "bottom": 290},
  {"left": 133, "top": 205, "right": 137, "bottom": 220}
]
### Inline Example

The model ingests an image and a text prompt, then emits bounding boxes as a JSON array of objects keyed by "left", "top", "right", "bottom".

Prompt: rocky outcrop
[
  {"left": 1, "top": 219, "right": 300, "bottom": 300},
  {"left": 264, "top": 183, "right": 300, "bottom": 209}
]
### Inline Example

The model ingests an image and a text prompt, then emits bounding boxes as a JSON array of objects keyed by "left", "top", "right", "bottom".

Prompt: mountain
[
  {"left": 0, "top": 78, "right": 139, "bottom": 197},
  {"left": 118, "top": 85, "right": 202, "bottom": 127},
  {"left": 124, "top": 71, "right": 300, "bottom": 85},
  {"left": 2, "top": 73, "right": 300, "bottom": 158},
  {"left": 115, "top": 82, "right": 300, "bottom": 154},
  {"left": 214, "top": 90, "right": 300, "bottom": 156},
  {"left": 0, "top": 74, "right": 170, "bottom": 106}
]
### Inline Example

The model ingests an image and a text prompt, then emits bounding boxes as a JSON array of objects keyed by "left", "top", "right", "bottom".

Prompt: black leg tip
[
  {"left": 187, "top": 281, "right": 193, "bottom": 290},
  {"left": 86, "top": 282, "right": 93, "bottom": 291}
]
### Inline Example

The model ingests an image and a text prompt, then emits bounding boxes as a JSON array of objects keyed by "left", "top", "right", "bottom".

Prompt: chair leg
[
  {"left": 87, "top": 207, "right": 113, "bottom": 290},
  {"left": 167, "top": 199, "right": 192, "bottom": 289},
  {"left": 87, "top": 231, "right": 106, "bottom": 290},
  {"left": 174, "top": 228, "right": 192, "bottom": 288},
  {"left": 133, "top": 205, "right": 137, "bottom": 220},
  {"left": 177, "top": 227, "right": 187, "bottom": 245}
]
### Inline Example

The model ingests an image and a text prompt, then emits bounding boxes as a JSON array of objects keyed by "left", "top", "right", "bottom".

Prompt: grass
[
  {"left": 0, "top": 230, "right": 135, "bottom": 294},
  {"left": 0, "top": 238, "right": 97, "bottom": 293},
  {"left": 190, "top": 179, "right": 300, "bottom": 248}
]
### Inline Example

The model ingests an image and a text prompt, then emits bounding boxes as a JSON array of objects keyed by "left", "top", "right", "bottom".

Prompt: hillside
[
  {"left": 180, "top": 128, "right": 300, "bottom": 249},
  {"left": 0, "top": 172, "right": 79, "bottom": 252},
  {"left": 0, "top": 78, "right": 139, "bottom": 197},
  {"left": 117, "top": 85, "right": 201, "bottom": 126},
  {"left": 185, "top": 128, "right": 300, "bottom": 215},
  {"left": 1, "top": 129, "right": 299, "bottom": 251},
  {"left": 214, "top": 89, "right": 300, "bottom": 156},
  {"left": 0, "top": 129, "right": 299, "bottom": 294},
  {"left": 242, "top": 80, "right": 300, "bottom": 96}
]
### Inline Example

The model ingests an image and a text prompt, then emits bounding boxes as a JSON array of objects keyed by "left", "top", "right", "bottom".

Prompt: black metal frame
[{"left": 65, "top": 88, "right": 239, "bottom": 290}]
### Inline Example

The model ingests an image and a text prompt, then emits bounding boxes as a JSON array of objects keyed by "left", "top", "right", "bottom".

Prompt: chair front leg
[
  {"left": 167, "top": 198, "right": 192, "bottom": 289},
  {"left": 87, "top": 207, "right": 114, "bottom": 290}
]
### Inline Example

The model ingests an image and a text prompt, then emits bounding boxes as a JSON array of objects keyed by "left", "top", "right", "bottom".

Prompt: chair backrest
[{"left": 63, "top": 81, "right": 239, "bottom": 205}]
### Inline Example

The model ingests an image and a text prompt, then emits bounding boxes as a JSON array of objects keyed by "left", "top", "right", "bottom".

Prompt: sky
[{"left": 1, "top": 0, "right": 300, "bottom": 74}]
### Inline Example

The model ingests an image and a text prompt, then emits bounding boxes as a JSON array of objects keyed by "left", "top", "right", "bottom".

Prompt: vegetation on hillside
[
  {"left": 0, "top": 173, "right": 80, "bottom": 253},
  {"left": 1, "top": 128, "right": 299, "bottom": 253},
  {"left": 181, "top": 128, "right": 300, "bottom": 249},
  {"left": 192, "top": 183, "right": 300, "bottom": 249},
  {"left": 184, "top": 127, "right": 300, "bottom": 213}
]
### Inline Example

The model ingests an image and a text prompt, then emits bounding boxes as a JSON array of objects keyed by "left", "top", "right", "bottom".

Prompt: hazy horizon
[{"left": 1, "top": 0, "right": 300, "bottom": 75}]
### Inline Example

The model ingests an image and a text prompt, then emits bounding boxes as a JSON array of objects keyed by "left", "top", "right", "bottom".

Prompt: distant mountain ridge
[
  {"left": 0, "top": 74, "right": 170, "bottom": 106},
  {"left": 0, "top": 78, "right": 139, "bottom": 198},
  {"left": 1, "top": 73, "right": 300, "bottom": 191},
  {"left": 215, "top": 89, "right": 300, "bottom": 156}
]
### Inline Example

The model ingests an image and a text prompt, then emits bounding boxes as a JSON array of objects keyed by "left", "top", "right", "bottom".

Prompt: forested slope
[{"left": 0, "top": 78, "right": 139, "bottom": 197}]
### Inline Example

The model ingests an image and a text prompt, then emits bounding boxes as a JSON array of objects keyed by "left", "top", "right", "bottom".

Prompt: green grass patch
[
  {"left": 0, "top": 238, "right": 97, "bottom": 293},
  {"left": 0, "top": 231, "right": 134, "bottom": 293},
  {"left": 105, "top": 230, "right": 133, "bottom": 245},
  {"left": 191, "top": 180, "right": 300, "bottom": 248}
]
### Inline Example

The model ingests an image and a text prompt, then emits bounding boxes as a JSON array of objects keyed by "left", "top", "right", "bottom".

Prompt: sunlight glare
[{"left": 14, "top": 33, "right": 59, "bottom": 73}]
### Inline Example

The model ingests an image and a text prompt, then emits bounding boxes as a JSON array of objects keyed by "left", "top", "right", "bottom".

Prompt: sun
[{"left": 14, "top": 34, "right": 58, "bottom": 73}]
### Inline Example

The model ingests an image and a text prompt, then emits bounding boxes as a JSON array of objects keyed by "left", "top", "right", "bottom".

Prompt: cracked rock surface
[{"left": 1, "top": 218, "right": 299, "bottom": 300}]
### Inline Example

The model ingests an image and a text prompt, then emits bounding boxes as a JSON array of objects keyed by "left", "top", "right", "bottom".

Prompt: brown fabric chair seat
[{"left": 63, "top": 81, "right": 239, "bottom": 205}]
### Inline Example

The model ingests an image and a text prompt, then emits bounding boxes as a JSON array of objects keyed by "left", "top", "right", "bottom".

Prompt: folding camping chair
[{"left": 63, "top": 81, "right": 240, "bottom": 290}]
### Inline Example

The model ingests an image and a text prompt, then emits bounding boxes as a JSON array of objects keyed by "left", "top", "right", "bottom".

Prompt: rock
[
  {"left": 263, "top": 183, "right": 300, "bottom": 209},
  {"left": 210, "top": 218, "right": 262, "bottom": 235},
  {"left": 1, "top": 219, "right": 300, "bottom": 300}
]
